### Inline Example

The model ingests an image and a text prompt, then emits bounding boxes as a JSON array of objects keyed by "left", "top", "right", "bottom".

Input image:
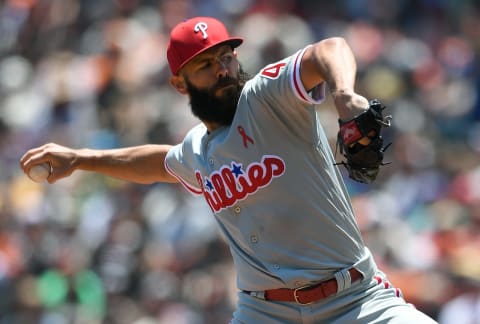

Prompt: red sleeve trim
[{"left": 164, "top": 159, "right": 203, "bottom": 195}]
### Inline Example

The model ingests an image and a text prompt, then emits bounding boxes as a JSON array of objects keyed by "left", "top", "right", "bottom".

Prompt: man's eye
[{"left": 222, "top": 55, "right": 233, "bottom": 63}]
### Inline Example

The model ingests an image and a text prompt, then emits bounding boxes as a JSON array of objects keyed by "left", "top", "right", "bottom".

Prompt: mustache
[{"left": 212, "top": 76, "right": 238, "bottom": 92}]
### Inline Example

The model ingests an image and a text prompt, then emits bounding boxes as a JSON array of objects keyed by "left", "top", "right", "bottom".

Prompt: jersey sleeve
[
  {"left": 254, "top": 45, "right": 326, "bottom": 107},
  {"left": 164, "top": 124, "right": 205, "bottom": 196}
]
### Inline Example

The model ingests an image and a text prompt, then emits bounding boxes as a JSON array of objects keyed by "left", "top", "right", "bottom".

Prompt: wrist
[
  {"left": 331, "top": 88, "right": 354, "bottom": 99},
  {"left": 75, "top": 148, "right": 98, "bottom": 171},
  {"left": 333, "top": 92, "right": 370, "bottom": 121}
]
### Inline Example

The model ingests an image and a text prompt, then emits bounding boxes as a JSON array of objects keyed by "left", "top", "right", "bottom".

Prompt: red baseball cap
[{"left": 167, "top": 17, "right": 243, "bottom": 75}]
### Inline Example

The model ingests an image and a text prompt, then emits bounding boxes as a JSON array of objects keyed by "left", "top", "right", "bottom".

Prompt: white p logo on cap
[{"left": 194, "top": 22, "right": 208, "bottom": 39}]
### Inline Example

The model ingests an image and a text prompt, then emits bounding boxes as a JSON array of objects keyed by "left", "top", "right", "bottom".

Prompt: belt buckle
[{"left": 293, "top": 284, "right": 315, "bottom": 305}]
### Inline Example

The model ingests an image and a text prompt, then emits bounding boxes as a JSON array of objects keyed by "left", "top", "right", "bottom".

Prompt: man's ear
[{"left": 170, "top": 75, "right": 188, "bottom": 95}]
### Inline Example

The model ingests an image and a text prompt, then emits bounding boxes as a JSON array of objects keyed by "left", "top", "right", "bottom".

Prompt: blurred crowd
[{"left": 0, "top": 0, "right": 479, "bottom": 323}]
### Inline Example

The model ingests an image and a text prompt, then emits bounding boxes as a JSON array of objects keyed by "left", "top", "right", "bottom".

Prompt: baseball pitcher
[{"left": 21, "top": 17, "right": 437, "bottom": 323}]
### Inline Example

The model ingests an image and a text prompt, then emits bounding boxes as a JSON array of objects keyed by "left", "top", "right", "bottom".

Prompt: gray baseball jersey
[{"left": 165, "top": 46, "right": 372, "bottom": 292}]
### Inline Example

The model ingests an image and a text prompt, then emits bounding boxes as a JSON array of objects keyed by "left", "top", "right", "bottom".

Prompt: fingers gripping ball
[
  {"left": 28, "top": 163, "right": 51, "bottom": 183},
  {"left": 336, "top": 99, "right": 392, "bottom": 184}
]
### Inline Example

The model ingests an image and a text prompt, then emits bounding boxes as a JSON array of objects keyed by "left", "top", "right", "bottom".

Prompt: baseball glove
[{"left": 335, "top": 99, "right": 392, "bottom": 184}]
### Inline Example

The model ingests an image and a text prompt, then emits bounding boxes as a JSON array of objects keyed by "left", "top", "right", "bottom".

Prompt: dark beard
[{"left": 185, "top": 66, "right": 251, "bottom": 126}]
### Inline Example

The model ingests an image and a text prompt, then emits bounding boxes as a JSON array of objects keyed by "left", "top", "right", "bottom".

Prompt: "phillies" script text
[{"left": 196, "top": 155, "right": 286, "bottom": 213}]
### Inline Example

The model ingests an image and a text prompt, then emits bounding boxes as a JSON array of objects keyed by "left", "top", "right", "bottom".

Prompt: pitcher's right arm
[{"left": 20, "top": 143, "right": 179, "bottom": 184}]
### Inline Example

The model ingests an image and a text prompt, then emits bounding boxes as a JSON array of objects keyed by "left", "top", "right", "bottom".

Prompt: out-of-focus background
[{"left": 0, "top": 0, "right": 479, "bottom": 323}]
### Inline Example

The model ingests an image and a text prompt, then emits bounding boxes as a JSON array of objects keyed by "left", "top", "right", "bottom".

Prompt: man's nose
[{"left": 215, "top": 59, "right": 229, "bottom": 79}]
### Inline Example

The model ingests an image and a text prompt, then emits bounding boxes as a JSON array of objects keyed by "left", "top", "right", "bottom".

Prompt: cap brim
[{"left": 176, "top": 37, "right": 243, "bottom": 74}]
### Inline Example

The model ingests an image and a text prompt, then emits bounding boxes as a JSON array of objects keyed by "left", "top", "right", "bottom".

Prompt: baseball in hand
[{"left": 28, "top": 163, "right": 51, "bottom": 183}]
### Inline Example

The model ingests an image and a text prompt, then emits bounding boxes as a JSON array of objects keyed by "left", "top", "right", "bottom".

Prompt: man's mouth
[
  {"left": 215, "top": 78, "right": 236, "bottom": 89},
  {"left": 213, "top": 81, "right": 236, "bottom": 96}
]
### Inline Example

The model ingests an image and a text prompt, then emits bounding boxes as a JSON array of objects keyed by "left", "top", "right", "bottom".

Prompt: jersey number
[{"left": 261, "top": 62, "right": 286, "bottom": 79}]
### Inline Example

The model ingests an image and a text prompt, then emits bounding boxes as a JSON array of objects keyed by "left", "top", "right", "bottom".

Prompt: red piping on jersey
[
  {"left": 293, "top": 50, "right": 309, "bottom": 102},
  {"left": 164, "top": 159, "right": 203, "bottom": 195}
]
